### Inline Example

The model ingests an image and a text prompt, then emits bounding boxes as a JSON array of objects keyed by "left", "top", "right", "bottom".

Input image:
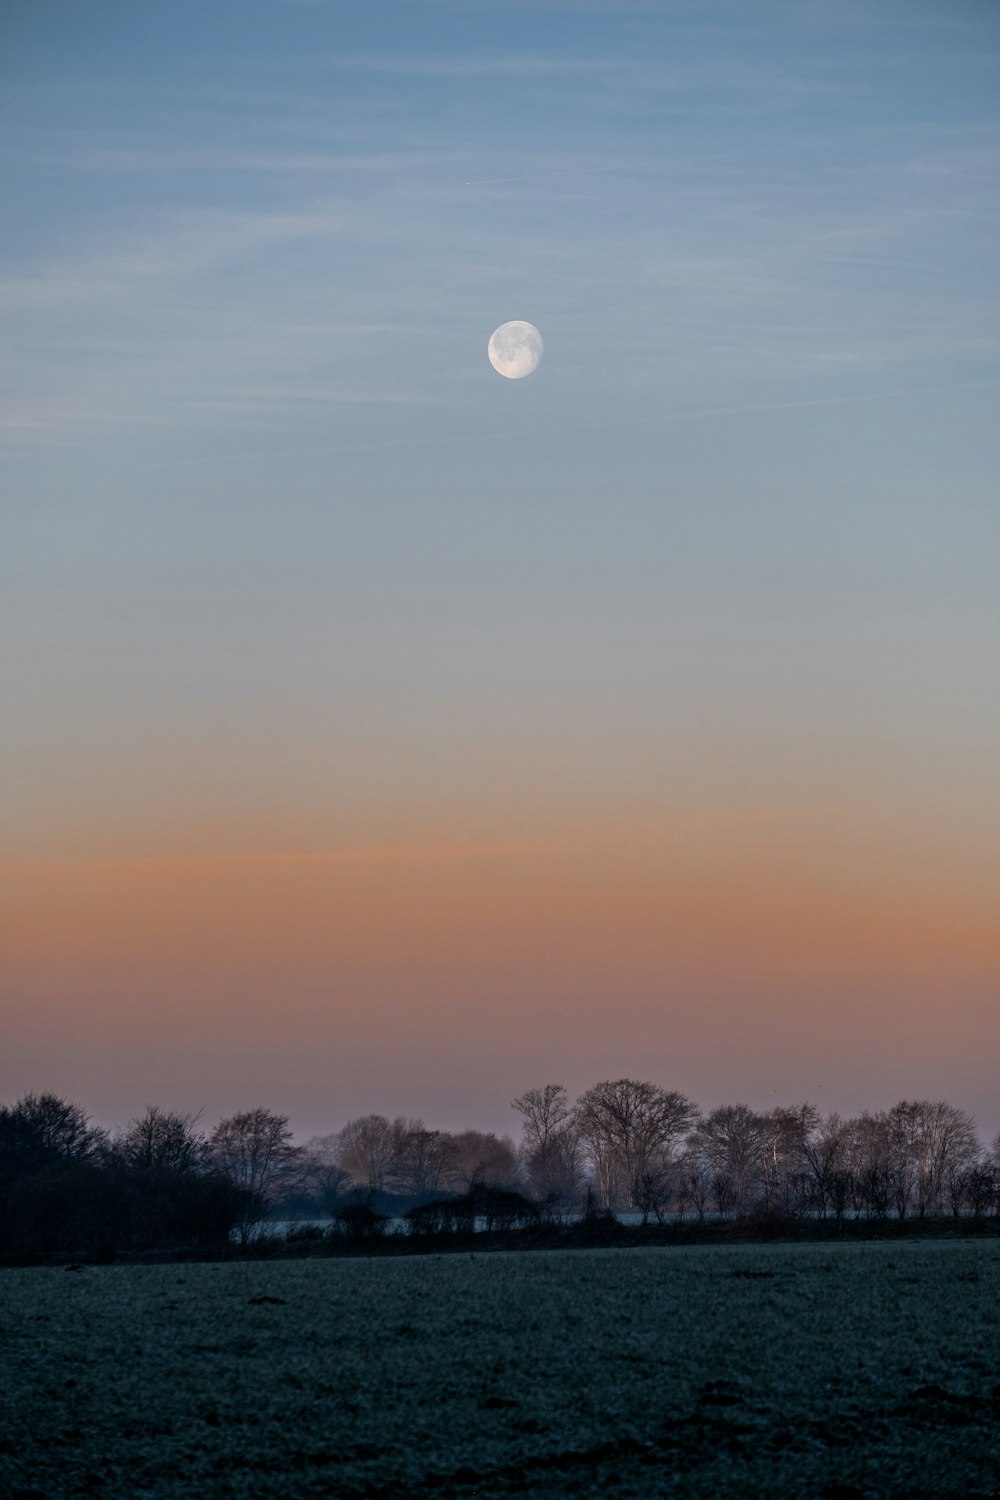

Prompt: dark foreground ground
[{"left": 2, "top": 1240, "right": 998, "bottom": 1499}]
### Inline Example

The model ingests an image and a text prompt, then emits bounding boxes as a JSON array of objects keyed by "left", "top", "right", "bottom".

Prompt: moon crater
[{"left": 488, "top": 320, "right": 543, "bottom": 379}]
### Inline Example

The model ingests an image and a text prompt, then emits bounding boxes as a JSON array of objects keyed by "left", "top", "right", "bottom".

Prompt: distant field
[{"left": 2, "top": 1241, "right": 998, "bottom": 1498}]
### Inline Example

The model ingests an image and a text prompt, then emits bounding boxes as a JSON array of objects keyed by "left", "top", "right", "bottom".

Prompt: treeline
[
  {"left": 327, "top": 1086, "right": 999, "bottom": 1227},
  {"left": 0, "top": 1098, "right": 292, "bottom": 1258},
  {"left": 2, "top": 1084, "right": 999, "bottom": 1258}
]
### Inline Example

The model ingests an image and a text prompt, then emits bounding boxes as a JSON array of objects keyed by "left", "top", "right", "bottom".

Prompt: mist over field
[{"left": 2, "top": 1085, "right": 999, "bottom": 1260}]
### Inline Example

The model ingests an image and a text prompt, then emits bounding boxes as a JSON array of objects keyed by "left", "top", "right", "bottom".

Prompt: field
[{"left": 1, "top": 1241, "right": 998, "bottom": 1498}]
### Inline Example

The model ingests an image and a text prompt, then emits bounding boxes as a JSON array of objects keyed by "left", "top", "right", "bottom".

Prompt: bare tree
[
  {"left": 116, "top": 1106, "right": 206, "bottom": 1174},
  {"left": 838, "top": 1102, "right": 982, "bottom": 1221},
  {"left": 336, "top": 1114, "right": 396, "bottom": 1195},
  {"left": 389, "top": 1123, "right": 457, "bottom": 1197},
  {"left": 946, "top": 1153, "right": 992, "bottom": 1220},
  {"left": 847, "top": 1113, "right": 889, "bottom": 1218},
  {"left": 445, "top": 1130, "right": 520, "bottom": 1191},
  {"left": 988, "top": 1133, "right": 1000, "bottom": 1217},
  {"left": 336, "top": 1116, "right": 504, "bottom": 1200},
  {"left": 883, "top": 1102, "right": 923, "bottom": 1219},
  {"left": 631, "top": 1162, "right": 677, "bottom": 1224},
  {"left": 0, "top": 1094, "right": 110, "bottom": 1257},
  {"left": 210, "top": 1108, "right": 299, "bottom": 1243},
  {"left": 575, "top": 1080, "right": 698, "bottom": 1213},
  {"left": 107, "top": 1107, "right": 244, "bottom": 1251},
  {"left": 512, "top": 1085, "right": 583, "bottom": 1212},
  {"left": 513, "top": 1084, "right": 573, "bottom": 1155},
  {"left": 675, "top": 1145, "right": 712, "bottom": 1222},
  {"left": 534, "top": 1128, "right": 586, "bottom": 1216},
  {"left": 0, "top": 1092, "right": 105, "bottom": 1171},
  {"left": 691, "top": 1104, "right": 769, "bottom": 1218},
  {"left": 798, "top": 1112, "right": 850, "bottom": 1221},
  {"left": 301, "top": 1134, "right": 351, "bottom": 1217},
  {"left": 909, "top": 1100, "right": 979, "bottom": 1217},
  {"left": 760, "top": 1104, "right": 819, "bottom": 1216}
]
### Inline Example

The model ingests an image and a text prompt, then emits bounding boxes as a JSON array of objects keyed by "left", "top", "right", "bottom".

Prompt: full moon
[{"left": 488, "top": 320, "right": 543, "bottom": 379}]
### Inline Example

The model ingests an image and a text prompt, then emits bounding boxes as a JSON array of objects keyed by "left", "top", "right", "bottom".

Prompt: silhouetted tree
[
  {"left": 114, "top": 1106, "right": 206, "bottom": 1174},
  {"left": 336, "top": 1114, "right": 397, "bottom": 1195},
  {"left": 631, "top": 1163, "right": 676, "bottom": 1224},
  {"left": 301, "top": 1134, "right": 352, "bottom": 1217},
  {"left": 513, "top": 1084, "right": 584, "bottom": 1212},
  {"left": 848, "top": 1113, "right": 892, "bottom": 1218},
  {"left": 107, "top": 1108, "right": 242, "bottom": 1250},
  {"left": 1, "top": 1084, "right": 990, "bottom": 1253},
  {"left": 909, "top": 1100, "right": 979, "bottom": 1217},
  {"left": 332, "top": 1200, "right": 387, "bottom": 1245},
  {"left": 675, "top": 1145, "right": 712, "bottom": 1222},
  {"left": 0, "top": 1094, "right": 109, "bottom": 1256},
  {"left": 798, "top": 1111, "right": 850, "bottom": 1220},
  {"left": 0, "top": 1093, "right": 105, "bottom": 1176},
  {"left": 575, "top": 1080, "right": 697, "bottom": 1212},
  {"left": 405, "top": 1184, "right": 537, "bottom": 1237},
  {"left": 389, "top": 1123, "right": 457, "bottom": 1196},
  {"left": 759, "top": 1104, "right": 819, "bottom": 1216},
  {"left": 946, "top": 1155, "right": 992, "bottom": 1219},
  {"left": 445, "top": 1130, "right": 520, "bottom": 1192},
  {"left": 209, "top": 1108, "right": 300, "bottom": 1244},
  {"left": 692, "top": 1104, "right": 769, "bottom": 1218}
]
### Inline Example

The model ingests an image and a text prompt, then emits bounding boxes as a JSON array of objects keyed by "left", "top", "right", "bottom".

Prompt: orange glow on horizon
[
  {"left": 3, "top": 805, "right": 998, "bottom": 1137},
  {"left": 4, "top": 810, "right": 998, "bottom": 994}
]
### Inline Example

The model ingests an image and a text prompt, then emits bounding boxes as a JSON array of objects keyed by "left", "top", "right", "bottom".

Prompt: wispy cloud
[
  {"left": 2, "top": 14, "right": 997, "bottom": 450},
  {"left": 0, "top": 205, "right": 359, "bottom": 312}
]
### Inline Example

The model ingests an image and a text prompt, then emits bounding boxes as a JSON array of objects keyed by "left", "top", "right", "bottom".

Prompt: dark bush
[{"left": 332, "top": 1201, "right": 387, "bottom": 1245}]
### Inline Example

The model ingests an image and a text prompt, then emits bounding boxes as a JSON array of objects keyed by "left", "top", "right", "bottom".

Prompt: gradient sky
[{"left": 2, "top": 0, "right": 999, "bottom": 1142}]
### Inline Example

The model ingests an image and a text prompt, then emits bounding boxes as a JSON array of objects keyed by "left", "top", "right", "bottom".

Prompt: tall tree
[
  {"left": 512, "top": 1085, "right": 583, "bottom": 1210},
  {"left": 0, "top": 1094, "right": 108, "bottom": 1256},
  {"left": 575, "top": 1080, "right": 697, "bottom": 1212},
  {"left": 301, "top": 1134, "right": 352, "bottom": 1216},
  {"left": 210, "top": 1108, "right": 299, "bottom": 1242},
  {"left": 909, "top": 1100, "right": 979, "bottom": 1217},
  {"left": 848, "top": 1112, "right": 892, "bottom": 1218},
  {"left": 798, "top": 1111, "right": 851, "bottom": 1221},
  {"left": 389, "top": 1123, "right": 457, "bottom": 1197},
  {"left": 336, "top": 1114, "right": 396, "bottom": 1196},
  {"left": 760, "top": 1103, "right": 820, "bottom": 1216},
  {"left": 445, "top": 1130, "right": 520, "bottom": 1192},
  {"left": 883, "top": 1101, "right": 924, "bottom": 1219},
  {"left": 692, "top": 1104, "right": 769, "bottom": 1218},
  {"left": 115, "top": 1106, "right": 206, "bottom": 1174},
  {"left": 512, "top": 1085, "right": 574, "bottom": 1156},
  {"left": 0, "top": 1092, "right": 105, "bottom": 1176}
]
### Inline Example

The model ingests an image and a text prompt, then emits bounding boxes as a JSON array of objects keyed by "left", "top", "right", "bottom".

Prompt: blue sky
[
  {"left": 4, "top": 0, "right": 998, "bottom": 840},
  {"left": 4, "top": 0, "right": 998, "bottom": 458},
  {"left": 2, "top": 1, "right": 999, "bottom": 1133}
]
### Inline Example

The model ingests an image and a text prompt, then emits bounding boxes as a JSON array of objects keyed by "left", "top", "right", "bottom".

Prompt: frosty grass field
[{"left": 2, "top": 1241, "right": 998, "bottom": 1499}]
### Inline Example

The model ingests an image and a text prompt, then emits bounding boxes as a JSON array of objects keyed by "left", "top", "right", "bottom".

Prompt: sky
[{"left": 2, "top": 0, "right": 999, "bottom": 1144}]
